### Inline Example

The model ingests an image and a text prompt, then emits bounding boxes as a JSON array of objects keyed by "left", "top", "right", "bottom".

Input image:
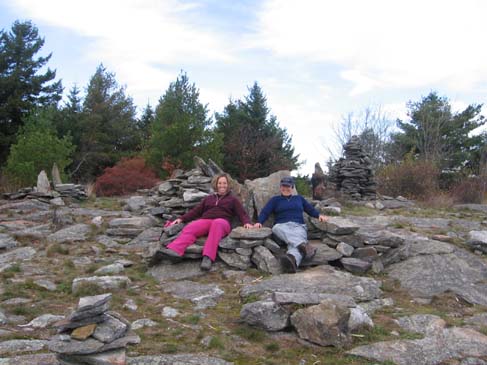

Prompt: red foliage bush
[
  {"left": 376, "top": 158, "right": 440, "bottom": 199},
  {"left": 95, "top": 157, "right": 160, "bottom": 196},
  {"left": 450, "top": 176, "right": 487, "bottom": 204}
]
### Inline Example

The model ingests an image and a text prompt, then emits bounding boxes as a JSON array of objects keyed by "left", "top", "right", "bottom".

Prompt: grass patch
[
  {"left": 0, "top": 263, "right": 22, "bottom": 279},
  {"left": 234, "top": 324, "right": 266, "bottom": 342},
  {"left": 182, "top": 314, "right": 201, "bottom": 325},
  {"left": 264, "top": 342, "right": 280, "bottom": 352},
  {"left": 80, "top": 197, "right": 123, "bottom": 211},
  {"left": 341, "top": 204, "right": 377, "bottom": 216},
  {"left": 72, "top": 282, "right": 107, "bottom": 297},
  {"left": 208, "top": 336, "right": 225, "bottom": 350},
  {"left": 47, "top": 243, "right": 69, "bottom": 256}
]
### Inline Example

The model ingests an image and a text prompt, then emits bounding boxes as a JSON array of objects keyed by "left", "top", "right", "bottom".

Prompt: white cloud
[
  {"left": 252, "top": 0, "right": 487, "bottom": 94},
  {"left": 8, "top": 0, "right": 236, "bottom": 107}
]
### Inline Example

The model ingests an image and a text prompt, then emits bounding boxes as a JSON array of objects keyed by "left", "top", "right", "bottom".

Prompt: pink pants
[{"left": 166, "top": 218, "right": 231, "bottom": 261}]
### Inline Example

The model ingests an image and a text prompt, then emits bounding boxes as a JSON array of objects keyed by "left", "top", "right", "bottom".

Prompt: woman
[
  {"left": 254, "top": 176, "right": 328, "bottom": 273},
  {"left": 157, "top": 173, "right": 252, "bottom": 271}
]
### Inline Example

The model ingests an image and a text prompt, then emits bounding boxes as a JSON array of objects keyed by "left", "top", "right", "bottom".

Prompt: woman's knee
[{"left": 210, "top": 218, "right": 230, "bottom": 231}]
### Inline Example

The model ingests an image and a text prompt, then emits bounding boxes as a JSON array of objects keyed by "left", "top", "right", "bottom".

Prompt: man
[{"left": 254, "top": 176, "right": 328, "bottom": 273}]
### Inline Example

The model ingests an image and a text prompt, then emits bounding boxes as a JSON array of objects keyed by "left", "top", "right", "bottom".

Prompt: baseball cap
[{"left": 280, "top": 176, "right": 295, "bottom": 187}]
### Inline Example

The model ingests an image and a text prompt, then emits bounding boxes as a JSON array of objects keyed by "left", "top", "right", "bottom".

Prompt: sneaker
[
  {"left": 280, "top": 254, "right": 297, "bottom": 273},
  {"left": 200, "top": 256, "right": 212, "bottom": 271},
  {"left": 152, "top": 247, "right": 182, "bottom": 265},
  {"left": 297, "top": 242, "right": 317, "bottom": 261}
]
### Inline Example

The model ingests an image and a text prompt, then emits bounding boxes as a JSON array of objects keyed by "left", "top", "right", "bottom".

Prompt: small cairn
[
  {"left": 48, "top": 293, "right": 140, "bottom": 365},
  {"left": 147, "top": 156, "right": 224, "bottom": 219},
  {"left": 328, "top": 136, "right": 377, "bottom": 200}
]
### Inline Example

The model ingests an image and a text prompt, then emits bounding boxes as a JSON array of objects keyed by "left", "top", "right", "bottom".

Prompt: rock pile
[
  {"left": 151, "top": 215, "right": 406, "bottom": 276},
  {"left": 3, "top": 179, "right": 87, "bottom": 201},
  {"left": 127, "top": 157, "right": 223, "bottom": 218},
  {"left": 329, "top": 136, "right": 377, "bottom": 200},
  {"left": 48, "top": 293, "right": 140, "bottom": 365}
]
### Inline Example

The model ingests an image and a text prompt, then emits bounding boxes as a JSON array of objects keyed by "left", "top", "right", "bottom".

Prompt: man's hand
[
  {"left": 253, "top": 223, "right": 263, "bottom": 228},
  {"left": 243, "top": 223, "right": 253, "bottom": 229},
  {"left": 318, "top": 215, "right": 329, "bottom": 222}
]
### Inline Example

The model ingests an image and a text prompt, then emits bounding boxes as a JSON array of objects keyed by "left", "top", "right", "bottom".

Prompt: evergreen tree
[
  {"left": 0, "top": 20, "right": 62, "bottom": 165},
  {"left": 72, "top": 64, "right": 140, "bottom": 181},
  {"left": 146, "top": 72, "right": 222, "bottom": 175},
  {"left": 216, "top": 82, "right": 299, "bottom": 181},
  {"left": 388, "top": 92, "right": 485, "bottom": 172},
  {"left": 137, "top": 103, "right": 154, "bottom": 149},
  {"left": 54, "top": 84, "right": 83, "bottom": 145},
  {"left": 5, "top": 108, "right": 74, "bottom": 186}
]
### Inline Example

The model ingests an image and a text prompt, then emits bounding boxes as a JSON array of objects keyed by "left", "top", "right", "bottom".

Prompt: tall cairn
[{"left": 328, "top": 136, "right": 377, "bottom": 200}]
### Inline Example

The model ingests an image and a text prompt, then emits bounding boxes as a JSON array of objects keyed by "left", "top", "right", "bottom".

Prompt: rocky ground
[{"left": 0, "top": 192, "right": 487, "bottom": 365}]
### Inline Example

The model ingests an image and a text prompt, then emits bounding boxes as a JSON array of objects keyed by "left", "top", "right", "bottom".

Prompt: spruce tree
[
  {"left": 146, "top": 72, "right": 222, "bottom": 175},
  {"left": 216, "top": 82, "right": 299, "bottom": 181},
  {"left": 0, "top": 20, "right": 62, "bottom": 165}
]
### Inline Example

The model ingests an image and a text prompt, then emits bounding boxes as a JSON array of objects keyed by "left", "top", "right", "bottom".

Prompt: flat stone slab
[
  {"left": 0, "top": 234, "right": 18, "bottom": 250},
  {"left": 108, "top": 217, "right": 156, "bottom": 228},
  {"left": 0, "top": 354, "right": 59, "bottom": 365},
  {"left": 0, "top": 339, "right": 47, "bottom": 355},
  {"left": 348, "top": 327, "right": 487, "bottom": 365},
  {"left": 163, "top": 280, "right": 224, "bottom": 309},
  {"left": 386, "top": 247, "right": 487, "bottom": 305},
  {"left": 149, "top": 260, "right": 208, "bottom": 282},
  {"left": 72, "top": 276, "right": 131, "bottom": 293},
  {"left": 230, "top": 227, "right": 272, "bottom": 240},
  {"left": 47, "top": 224, "right": 92, "bottom": 243},
  {"left": 128, "top": 354, "right": 234, "bottom": 365},
  {"left": 0, "top": 247, "right": 36, "bottom": 265},
  {"left": 18, "top": 314, "right": 64, "bottom": 328},
  {"left": 240, "top": 265, "right": 382, "bottom": 302},
  {"left": 49, "top": 332, "right": 140, "bottom": 355},
  {"left": 302, "top": 243, "right": 342, "bottom": 265},
  {"left": 311, "top": 217, "right": 360, "bottom": 235},
  {"left": 395, "top": 314, "right": 446, "bottom": 336}
]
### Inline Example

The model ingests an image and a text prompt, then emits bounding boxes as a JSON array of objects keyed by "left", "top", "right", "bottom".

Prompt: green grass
[
  {"left": 234, "top": 324, "right": 267, "bottom": 342},
  {"left": 47, "top": 243, "right": 70, "bottom": 256}
]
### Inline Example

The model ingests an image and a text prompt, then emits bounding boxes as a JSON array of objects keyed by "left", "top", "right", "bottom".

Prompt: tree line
[
  {"left": 1, "top": 20, "right": 486, "bottom": 192},
  {"left": 0, "top": 20, "right": 298, "bottom": 187}
]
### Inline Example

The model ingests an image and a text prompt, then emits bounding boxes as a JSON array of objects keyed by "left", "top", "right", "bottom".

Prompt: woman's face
[
  {"left": 280, "top": 184, "right": 293, "bottom": 197},
  {"left": 217, "top": 176, "right": 229, "bottom": 195}
]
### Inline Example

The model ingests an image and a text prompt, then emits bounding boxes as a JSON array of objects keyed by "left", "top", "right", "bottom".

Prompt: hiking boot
[
  {"left": 200, "top": 256, "right": 212, "bottom": 271},
  {"left": 297, "top": 242, "right": 317, "bottom": 261},
  {"left": 152, "top": 247, "right": 182, "bottom": 265},
  {"left": 280, "top": 254, "right": 297, "bottom": 273}
]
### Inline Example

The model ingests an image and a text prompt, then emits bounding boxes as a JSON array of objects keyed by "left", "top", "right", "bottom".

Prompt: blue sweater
[{"left": 258, "top": 195, "right": 320, "bottom": 225}]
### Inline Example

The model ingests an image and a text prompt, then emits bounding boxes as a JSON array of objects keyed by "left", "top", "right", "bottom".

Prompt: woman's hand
[
  {"left": 243, "top": 223, "right": 253, "bottom": 229},
  {"left": 318, "top": 215, "right": 329, "bottom": 222},
  {"left": 253, "top": 223, "right": 263, "bottom": 228},
  {"left": 172, "top": 218, "right": 183, "bottom": 225}
]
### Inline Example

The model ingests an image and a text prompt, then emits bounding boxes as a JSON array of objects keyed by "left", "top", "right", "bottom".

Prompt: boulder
[
  {"left": 290, "top": 299, "right": 351, "bottom": 347},
  {"left": 240, "top": 300, "right": 290, "bottom": 331}
]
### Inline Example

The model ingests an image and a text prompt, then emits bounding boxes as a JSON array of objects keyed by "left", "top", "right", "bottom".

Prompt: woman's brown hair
[{"left": 211, "top": 173, "right": 231, "bottom": 192}]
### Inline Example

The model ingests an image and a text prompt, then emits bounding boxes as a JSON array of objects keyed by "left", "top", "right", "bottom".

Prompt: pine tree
[
  {"left": 146, "top": 72, "right": 222, "bottom": 175},
  {"left": 216, "top": 82, "right": 299, "bottom": 181},
  {"left": 71, "top": 64, "right": 140, "bottom": 181},
  {"left": 388, "top": 92, "right": 485, "bottom": 172},
  {"left": 0, "top": 20, "right": 62, "bottom": 165}
]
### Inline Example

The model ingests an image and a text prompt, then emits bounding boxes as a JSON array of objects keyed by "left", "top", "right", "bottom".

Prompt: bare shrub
[
  {"left": 376, "top": 158, "right": 440, "bottom": 199},
  {"left": 450, "top": 176, "right": 487, "bottom": 204}
]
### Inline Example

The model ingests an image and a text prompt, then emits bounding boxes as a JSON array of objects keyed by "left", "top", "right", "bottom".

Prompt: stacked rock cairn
[
  {"left": 328, "top": 136, "right": 377, "bottom": 200},
  {"left": 48, "top": 293, "right": 140, "bottom": 364},
  {"left": 146, "top": 156, "right": 223, "bottom": 220}
]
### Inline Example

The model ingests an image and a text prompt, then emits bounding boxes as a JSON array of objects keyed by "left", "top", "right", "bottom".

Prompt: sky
[{"left": 1, "top": 0, "right": 486, "bottom": 175}]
